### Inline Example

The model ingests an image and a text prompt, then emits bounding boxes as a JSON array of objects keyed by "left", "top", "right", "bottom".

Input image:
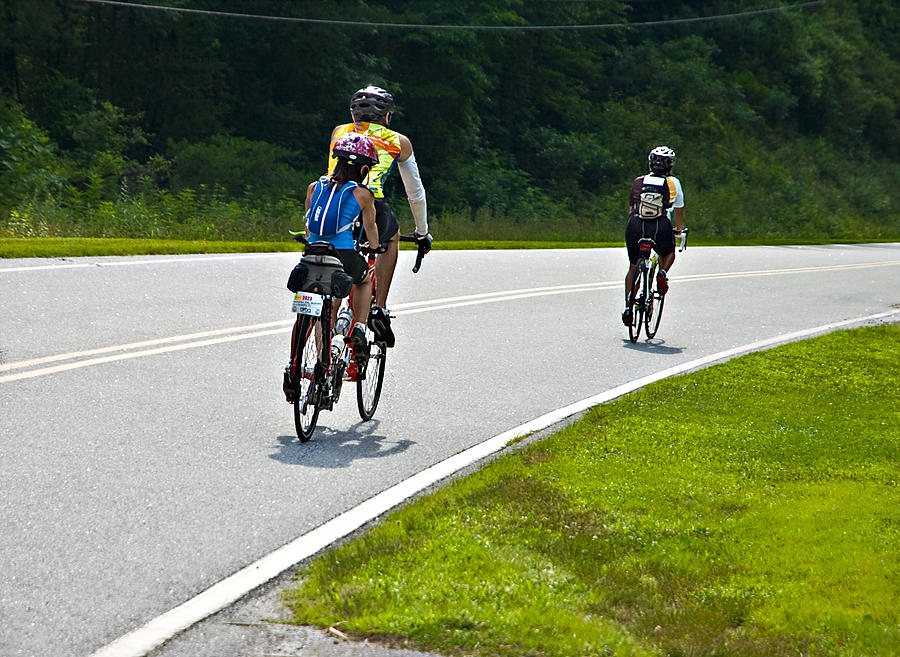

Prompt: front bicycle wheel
[
  {"left": 645, "top": 264, "right": 665, "bottom": 339},
  {"left": 356, "top": 331, "right": 386, "bottom": 421},
  {"left": 292, "top": 315, "right": 321, "bottom": 441},
  {"left": 627, "top": 266, "right": 644, "bottom": 343}
]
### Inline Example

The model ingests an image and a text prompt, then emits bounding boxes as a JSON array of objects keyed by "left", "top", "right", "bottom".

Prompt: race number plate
[{"left": 291, "top": 292, "right": 324, "bottom": 316}]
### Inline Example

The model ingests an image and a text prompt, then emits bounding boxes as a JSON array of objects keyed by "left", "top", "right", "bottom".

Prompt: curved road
[{"left": 1, "top": 243, "right": 898, "bottom": 657}]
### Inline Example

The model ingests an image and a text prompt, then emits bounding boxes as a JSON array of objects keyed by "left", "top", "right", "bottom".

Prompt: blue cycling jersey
[{"left": 306, "top": 177, "right": 361, "bottom": 250}]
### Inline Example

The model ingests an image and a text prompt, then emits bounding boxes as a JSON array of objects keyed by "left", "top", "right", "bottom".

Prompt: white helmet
[{"left": 648, "top": 146, "right": 676, "bottom": 174}]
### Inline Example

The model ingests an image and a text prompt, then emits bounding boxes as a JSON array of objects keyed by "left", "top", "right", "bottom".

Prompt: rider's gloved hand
[
  {"left": 357, "top": 242, "right": 387, "bottom": 255},
  {"left": 414, "top": 231, "right": 433, "bottom": 254}
]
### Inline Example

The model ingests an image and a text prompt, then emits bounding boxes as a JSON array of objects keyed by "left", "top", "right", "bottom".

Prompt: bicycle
[
  {"left": 285, "top": 234, "right": 425, "bottom": 441},
  {"left": 625, "top": 228, "right": 688, "bottom": 343}
]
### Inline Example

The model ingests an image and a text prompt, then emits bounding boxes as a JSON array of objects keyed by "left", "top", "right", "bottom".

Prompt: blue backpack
[{"left": 306, "top": 178, "right": 360, "bottom": 237}]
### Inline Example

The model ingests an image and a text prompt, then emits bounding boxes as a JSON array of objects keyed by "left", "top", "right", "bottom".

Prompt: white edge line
[
  {"left": 0, "top": 252, "right": 291, "bottom": 273},
  {"left": 87, "top": 308, "right": 900, "bottom": 657}
]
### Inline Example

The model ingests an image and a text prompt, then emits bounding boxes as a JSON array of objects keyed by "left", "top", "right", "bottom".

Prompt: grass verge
[
  {"left": 0, "top": 237, "right": 297, "bottom": 258},
  {"left": 283, "top": 325, "right": 900, "bottom": 657},
  {"left": 3, "top": 237, "right": 897, "bottom": 258},
  {"left": 0, "top": 237, "right": 618, "bottom": 258}
]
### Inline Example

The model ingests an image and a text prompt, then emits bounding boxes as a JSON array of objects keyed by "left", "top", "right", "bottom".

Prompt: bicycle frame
[
  {"left": 288, "top": 232, "right": 423, "bottom": 439},
  {"left": 626, "top": 229, "right": 688, "bottom": 343},
  {"left": 626, "top": 238, "right": 660, "bottom": 343},
  {"left": 337, "top": 250, "right": 378, "bottom": 382},
  {"left": 292, "top": 293, "right": 337, "bottom": 406}
]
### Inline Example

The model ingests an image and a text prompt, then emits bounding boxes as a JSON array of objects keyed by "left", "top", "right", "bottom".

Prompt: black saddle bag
[{"left": 287, "top": 242, "right": 353, "bottom": 297}]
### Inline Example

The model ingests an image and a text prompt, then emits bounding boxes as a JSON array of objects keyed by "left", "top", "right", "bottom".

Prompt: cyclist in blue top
[{"left": 304, "top": 133, "right": 379, "bottom": 349}]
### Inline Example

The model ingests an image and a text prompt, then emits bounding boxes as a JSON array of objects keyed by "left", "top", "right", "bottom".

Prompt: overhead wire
[{"left": 69, "top": 0, "right": 828, "bottom": 31}]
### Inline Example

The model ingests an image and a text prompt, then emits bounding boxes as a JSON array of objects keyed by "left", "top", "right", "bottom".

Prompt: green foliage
[
  {"left": 0, "top": 183, "right": 305, "bottom": 241},
  {"left": 284, "top": 326, "right": 900, "bottom": 657},
  {"left": 168, "top": 134, "right": 308, "bottom": 198},
  {"left": 1, "top": 1, "right": 899, "bottom": 243},
  {"left": 0, "top": 99, "right": 66, "bottom": 216}
]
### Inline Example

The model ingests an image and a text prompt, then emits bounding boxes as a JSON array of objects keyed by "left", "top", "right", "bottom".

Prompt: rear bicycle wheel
[
  {"left": 356, "top": 329, "right": 386, "bottom": 421},
  {"left": 645, "top": 264, "right": 665, "bottom": 339},
  {"left": 292, "top": 315, "right": 321, "bottom": 441},
  {"left": 627, "top": 266, "right": 644, "bottom": 343}
]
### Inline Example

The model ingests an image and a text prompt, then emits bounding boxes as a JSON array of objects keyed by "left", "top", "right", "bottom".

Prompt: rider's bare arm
[
  {"left": 303, "top": 181, "right": 317, "bottom": 237},
  {"left": 673, "top": 206, "right": 685, "bottom": 232},
  {"left": 354, "top": 186, "right": 378, "bottom": 247}
]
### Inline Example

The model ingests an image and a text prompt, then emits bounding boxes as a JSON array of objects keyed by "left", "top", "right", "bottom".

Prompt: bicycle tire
[
  {"left": 356, "top": 329, "right": 386, "bottom": 421},
  {"left": 292, "top": 315, "right": 320, "bottom": 441},
  {"left": 644, "top": 279, "right": 666, "bottom": 339},
  {"left": 645, "top": 264, "right": 665, "bottom": 339},
  {"left": 627, "top": 265, "right": 644, "bottom": 343}
]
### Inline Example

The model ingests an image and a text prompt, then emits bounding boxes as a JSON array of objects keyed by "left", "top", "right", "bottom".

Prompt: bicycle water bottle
[
  {"left": 330, "top": 334, "right": 344, "bottom": 362},
  {"left": 334, "top": 307, "right": 353, "bottom": 337}
]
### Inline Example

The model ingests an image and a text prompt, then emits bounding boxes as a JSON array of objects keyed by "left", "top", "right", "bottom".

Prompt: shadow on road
[
  {"left": 621, "top": 338, "right": 685, "bottom": 355},
  {"left": 271, "top": 421, "right": 415, "bottom": 468}
]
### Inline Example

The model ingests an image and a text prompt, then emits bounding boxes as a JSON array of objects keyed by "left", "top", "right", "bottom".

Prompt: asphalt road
[{"left": 1, "top": 243, "right": 898, "bottom": 657}]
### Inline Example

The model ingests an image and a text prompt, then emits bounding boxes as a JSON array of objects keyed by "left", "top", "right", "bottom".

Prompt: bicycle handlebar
[
  {"left": 676, "top": 227, "right": 689, "bottom": 252},
  {"left": 399, "top": 234, "right": 426, "bottom": 273},
  {"left": 357, "top": 242, "right": 387, "bottom": 256},
  {"left": 291, "top": 232, "right": 427, "bottom": 273}
]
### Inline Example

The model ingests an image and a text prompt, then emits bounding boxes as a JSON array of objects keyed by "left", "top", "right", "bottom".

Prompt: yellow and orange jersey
[{"left": 329, "top": 122, "right": 402, "bottom": 199}]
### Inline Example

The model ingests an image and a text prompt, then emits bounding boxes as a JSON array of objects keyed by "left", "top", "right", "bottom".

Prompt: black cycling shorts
[
  {"left": 334, "top": 249, "right": 369, "bottom": 285},
  {"left": 359, "top": 198, "right": 400, "bottom": 246},
  {"left": 625, "top": 214, "right": 675, "bottom": 265}
]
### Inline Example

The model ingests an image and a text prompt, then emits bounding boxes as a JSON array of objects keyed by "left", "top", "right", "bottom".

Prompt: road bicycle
[
  {"left": 285, "top": 234, "right": 425, "bottom": 441},
  {"left": 625, "top": 228, "right": 688, "bottom": 343}
]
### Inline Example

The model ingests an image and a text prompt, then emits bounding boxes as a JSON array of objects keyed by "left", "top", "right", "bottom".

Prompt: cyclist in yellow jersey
[{"left": 328, "top": 86, "right": 432, "bottom": 347}]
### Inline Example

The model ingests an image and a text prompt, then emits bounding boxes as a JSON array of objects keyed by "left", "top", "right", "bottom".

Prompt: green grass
[
  {"left": 0, "top": 237, "right": 299, "bottom": 258},
  {"left": 0, "top": 237, "right": 619, "bottom": 258},
  {"left": 3, "top": 236, "right": 897, "bottom": 258},
  {"left": 282, "top": 325, "right": 900, "bottom": 657}
]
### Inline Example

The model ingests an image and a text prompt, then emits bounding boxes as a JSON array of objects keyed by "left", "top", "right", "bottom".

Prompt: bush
[
  {"left": 168, "top": 134, "right": 307, "bottom": 198},
  {"left": 0, "top": 99, "right": 67, "bottom": 216}
]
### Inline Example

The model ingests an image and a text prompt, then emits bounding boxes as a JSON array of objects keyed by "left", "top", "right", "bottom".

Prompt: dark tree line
[{"left": 1, "top": 0, "right": 898, "bottom": 241}]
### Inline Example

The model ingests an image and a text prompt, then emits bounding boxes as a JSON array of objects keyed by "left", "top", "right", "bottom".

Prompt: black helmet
[
  {"left": 648, "top": 146, "right": 676, "bottom": 175},
  {"left": 350, "top": 86, "right": 395, "bottom": 121}
]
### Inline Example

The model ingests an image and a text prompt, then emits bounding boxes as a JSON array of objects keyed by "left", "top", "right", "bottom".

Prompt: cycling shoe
[
  {"left": 349, "top": 325, "right": 370, "bottom": 361},
  {"left": 367, "top": 306, "right": 395, "bottom": 347},
  {"left": 656, "top": 270, "right": 669, "bottom": 295}
]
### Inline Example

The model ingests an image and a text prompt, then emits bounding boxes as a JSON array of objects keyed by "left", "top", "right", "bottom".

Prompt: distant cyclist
[
  {"left": 305, "top": 133, "right": 379, "bottom": 351},
  {"left": 622, "top": 146, "right": 685, "bottom": 326},
  {"left": 328, "top": 85, "right": 432, "bottom": 347}
]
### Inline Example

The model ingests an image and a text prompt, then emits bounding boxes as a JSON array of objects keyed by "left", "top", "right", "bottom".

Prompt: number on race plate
[{"left": 291, "top": 292, "right": 324, "bottom": 316}]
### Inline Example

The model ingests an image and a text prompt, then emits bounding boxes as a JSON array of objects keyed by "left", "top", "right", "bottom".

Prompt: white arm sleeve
[
  {"left": 671, "top": 176, "right": 685, "bottom": 208},
  {"left": 398, "top": 153, "right": 428, "bottom": 235}
]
